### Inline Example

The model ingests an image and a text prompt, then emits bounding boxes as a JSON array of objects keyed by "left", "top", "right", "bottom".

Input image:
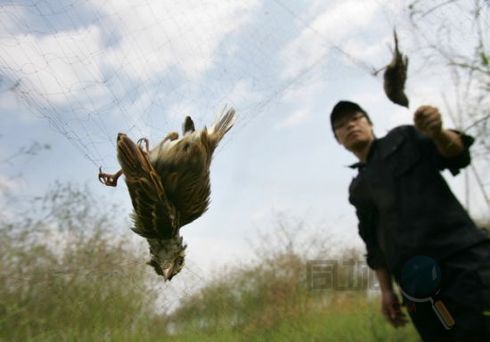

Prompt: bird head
[{"left": 147, "top": 235, "right": 187, "bottom": 281}]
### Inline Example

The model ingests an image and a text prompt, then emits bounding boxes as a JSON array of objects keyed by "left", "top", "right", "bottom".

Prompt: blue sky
[{"left": 0, "top": 0, "right": 487, "bottom": 282}]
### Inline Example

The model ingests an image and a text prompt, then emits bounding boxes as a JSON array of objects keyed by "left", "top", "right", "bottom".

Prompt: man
[{"left": 331, "top": 100, "right": 489, "bottom": 341}]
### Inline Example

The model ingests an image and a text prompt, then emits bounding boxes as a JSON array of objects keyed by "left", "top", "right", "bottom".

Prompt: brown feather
[
  {"left": 383, "top": 30, "right": 409, "bottom": 107},
  {"left": 111, "top": 107, "right": 235, "bottom": 280},
  {"left": 116, "top": 133, "right": 178, "bottom": 239},
  {"left": 149, "top": 107, "right": 235, "bottom": 227}
]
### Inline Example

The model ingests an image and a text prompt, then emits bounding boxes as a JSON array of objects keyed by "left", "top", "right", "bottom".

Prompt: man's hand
[
  {"left": 375, "top": 269, "right": 409, "bottom": 328},
  {"left": 413, "top": 104, "right": 466, "bottom": 157},
  {"left": 381, "top": 291, "right": 408, "bottom": 328},
  {"left": 414, "top": 105, "right": 443, "bottom": 139}
]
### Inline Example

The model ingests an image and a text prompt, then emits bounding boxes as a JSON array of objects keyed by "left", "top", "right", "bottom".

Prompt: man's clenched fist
[{"left": 414, "top": 105, "right": 443, "bottom": 139}]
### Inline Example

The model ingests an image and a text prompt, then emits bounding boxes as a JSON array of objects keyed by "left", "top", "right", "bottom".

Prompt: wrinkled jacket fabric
[{"left": 348, "top": 125, "right": 488, "bottom": 278}]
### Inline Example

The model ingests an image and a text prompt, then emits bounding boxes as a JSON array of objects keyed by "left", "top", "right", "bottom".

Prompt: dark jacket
[{"left": 348, "top": 125, "right": 488, "bottom": 278}]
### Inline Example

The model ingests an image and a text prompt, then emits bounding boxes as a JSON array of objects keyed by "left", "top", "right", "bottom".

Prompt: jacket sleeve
[
  {"left": 411, "top": 127, "right": 475, "bottom": 175},
  {"left": 349, "top": 181, "right": 386, "bottom": 270}
]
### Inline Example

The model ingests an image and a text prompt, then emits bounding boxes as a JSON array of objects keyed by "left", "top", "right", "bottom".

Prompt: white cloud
[
  {"left": 275, "top": 109, "right": 310, "bottom": 129},
  {"left": 226, "top": 79, "right": 262, "bottom": 107},
  {"left": 96, "top": 0, "right": 260, "bottom": 81},
  {"left": 281, "top": 0, "right": 392, "bottom": 78},
  {"left": 0, "top": 4, "right": 23, "bottom": 34},
  {"left": 0, "top": 24, "right": 108, "bottom": 108},
  {"left": 0, "top": 174, "right": 23, "bottom": 221},
  {"left": 0, "top": 1, "right": 260, "bottom": 114},
  {"left": 0, "top": 174, "right": 21, "bottom": 193},
  {"left": 163, "top": 100, "right": 199, "bottom": 123},
  {"left": 308, "top": 1, "right": 379, "bottom": 39},
  {"left": 274, "top": 76, "right": 324, "bottom": 129},
  {"left": 340, "top": 35, "right": 391, "bottom": 68},
  {"left": 281, "top": 77, "right": 325, "bottom": 102}
]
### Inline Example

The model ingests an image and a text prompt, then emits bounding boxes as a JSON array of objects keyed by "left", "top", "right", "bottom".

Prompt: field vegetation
[{"left": 0, "top": 183, "right": 422, "bottom": 341}]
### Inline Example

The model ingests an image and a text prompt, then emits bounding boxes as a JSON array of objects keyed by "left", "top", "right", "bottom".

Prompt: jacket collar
[
  {"left": 348, "top": 139, "right": 378, "bottom": 169},
  {"left": 348, "top": 130, "right": 407, "bottom": 170}
]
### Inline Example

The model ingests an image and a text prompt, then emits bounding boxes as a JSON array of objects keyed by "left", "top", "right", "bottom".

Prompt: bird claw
[
  {"left": 98, "top": 167, "right": 122, "bottom": 187},
  {"left": 137, "top": 138, "right": 149, "bottom": 153},
  {"left": 163, "top": 132, "right": 179, "bottom": 143}
]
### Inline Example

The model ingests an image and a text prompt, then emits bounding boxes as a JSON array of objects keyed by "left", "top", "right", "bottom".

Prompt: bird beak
[{"left": 163, "top": 266, "right": 174, "bottom": 281}]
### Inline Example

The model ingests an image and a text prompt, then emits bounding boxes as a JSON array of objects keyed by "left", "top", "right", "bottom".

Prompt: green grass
[
  {"left": 163, "top": 286, "right": 419, "bottom": 342},
  {"left": 161, "top": 297, "right": 418, "bottom": 342}
]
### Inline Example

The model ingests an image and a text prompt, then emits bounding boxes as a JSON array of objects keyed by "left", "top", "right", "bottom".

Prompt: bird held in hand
[
  {"left": 98, "top": 107, "right": 236, "bottom": 280},
  {"left": 383, "top": 30, "right": 409, "bottom": 108}
]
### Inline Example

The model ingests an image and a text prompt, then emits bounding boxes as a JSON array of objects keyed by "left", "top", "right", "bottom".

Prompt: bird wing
[
  {"left": 171, "top": 106, "right": 235, "bottom": 226},
  {"left": 173, "top": 170, "right": 211, "bottom": 228},
  {"left": 116, "top": 133, "right": 178, "bottom": 239}
]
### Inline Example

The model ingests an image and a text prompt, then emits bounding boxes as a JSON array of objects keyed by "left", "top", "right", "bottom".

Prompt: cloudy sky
[{"left": 0, "top": 0, "right": 487, "bottom": 287}]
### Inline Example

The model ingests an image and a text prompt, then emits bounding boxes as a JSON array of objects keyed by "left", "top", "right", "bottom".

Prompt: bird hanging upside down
[
  {"left": 383, "top": 29, "right": 410, "bottom": 108},
  {"left": 98, "top": 107, "right": 236, "bottom": 280}
]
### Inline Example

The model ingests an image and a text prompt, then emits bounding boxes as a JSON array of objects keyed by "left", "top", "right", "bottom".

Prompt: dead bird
[
  {"left": 383, "top": 29, "right": 409, "bottom": 108},
  {"left": 99, "top": 107, "right": 236, "bottom": 280}
]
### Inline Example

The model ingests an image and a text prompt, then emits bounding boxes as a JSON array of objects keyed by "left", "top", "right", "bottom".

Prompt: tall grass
[
  {"left": 0, "top": 184, "right": 423, "bottom": 341},
  {"left": 164, "top": 245, "right": 419, "bottom": 341},
  {"left": 0, "top": 183, "right": 162, "bottom": 341}
]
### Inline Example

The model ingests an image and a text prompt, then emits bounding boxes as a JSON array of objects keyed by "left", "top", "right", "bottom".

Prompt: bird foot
[
  {"left": 163, "top": 132, "right": 179, "bottom": 143},
  {"left": 98, "top": 168, "right": 123, "bottom": 187},
  {"left": 137, "top": 138, "right": 150, "bottom": 153}
]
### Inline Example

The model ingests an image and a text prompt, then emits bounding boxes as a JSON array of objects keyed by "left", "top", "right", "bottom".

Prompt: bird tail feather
[{"left": 209, "top": 106, "right": 236, "bottom": 144}]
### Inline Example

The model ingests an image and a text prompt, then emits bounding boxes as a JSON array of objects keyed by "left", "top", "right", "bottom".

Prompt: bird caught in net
[
  {"left": 98, "top": 107, "right": 236, "bottom": 280},
  {"left": 383, "top": 29, "right": 409, "bottom": 108}
]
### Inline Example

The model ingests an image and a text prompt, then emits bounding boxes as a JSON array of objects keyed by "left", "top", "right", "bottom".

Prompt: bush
[
  {"left": 0, "top": 187, "right": 420, "bottom": 341},
  {"left": 164, "top": 217, "right": 419, "bottom": 341},
  {"left": 0, "top": 183, "right": 161, "bottom": 341}
]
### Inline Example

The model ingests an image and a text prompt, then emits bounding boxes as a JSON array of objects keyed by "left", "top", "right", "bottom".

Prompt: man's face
[{"left": 333, "top": 112, "right": 374, "bottom": 151}]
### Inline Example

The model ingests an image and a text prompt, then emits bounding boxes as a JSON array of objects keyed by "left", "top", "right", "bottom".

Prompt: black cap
[{"left": 330, "top": 100, "right": 371, "bottom": 133}]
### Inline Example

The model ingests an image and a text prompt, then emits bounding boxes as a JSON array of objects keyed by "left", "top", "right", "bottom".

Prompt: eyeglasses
[{"left": 333, "top": 113, "right": 365, "bottom": 130}]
